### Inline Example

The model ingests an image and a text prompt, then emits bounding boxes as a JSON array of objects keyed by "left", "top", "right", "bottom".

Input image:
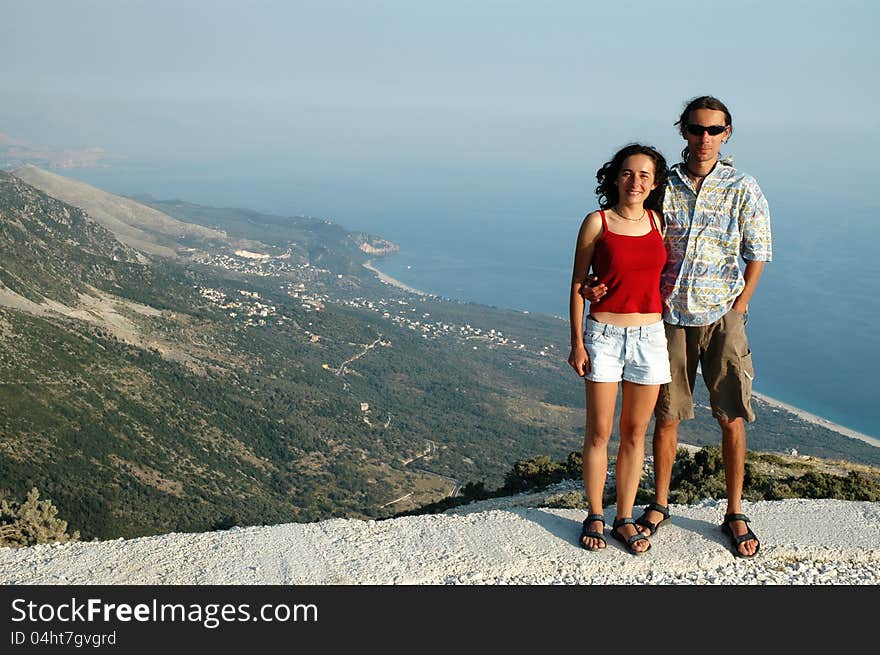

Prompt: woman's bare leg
[
  {"left": 581, "top": 380, "right": 619, "bottom": 549},
  {"left": 614, "top": 381, "right": 660, "bottom": 552}
]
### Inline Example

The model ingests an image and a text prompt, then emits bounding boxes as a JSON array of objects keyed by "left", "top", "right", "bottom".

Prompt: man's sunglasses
[{"left": 686, "top": 124, "right": 727, "bottom": 136}]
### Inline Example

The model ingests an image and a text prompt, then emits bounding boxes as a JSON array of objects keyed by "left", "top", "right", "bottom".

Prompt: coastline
[
  {"left": 753, "top": 390, "right": 880, "bottom": 449},
  {"left": 363, "top": 259, "right": 878, "bottom": 452},
  {"left": 363, "top": 259, "right": 433, "bottom": 297}
]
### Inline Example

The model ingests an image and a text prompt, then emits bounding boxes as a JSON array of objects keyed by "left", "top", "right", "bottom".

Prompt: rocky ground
[{"left": 1, "top": 494, "right": 877, "bottom": 585}]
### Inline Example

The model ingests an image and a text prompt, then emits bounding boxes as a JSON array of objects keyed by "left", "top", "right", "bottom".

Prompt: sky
[
  {"left": 2, "top": 0, "right": 879, "bottom": 221},
  {"left": 2, "top": 1, "right": 880, "bottom": 435}
]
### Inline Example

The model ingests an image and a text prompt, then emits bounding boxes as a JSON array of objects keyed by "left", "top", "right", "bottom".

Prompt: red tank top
[{"left": 589, "top": 210, "right": 666, "bottom": 314}]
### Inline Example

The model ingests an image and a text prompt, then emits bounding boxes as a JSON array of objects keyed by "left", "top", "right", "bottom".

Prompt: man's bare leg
[
  {"left": 720, "top": 417, "right": 759, "bottom": 557},
  {"left": 637, "top": 418, "right": 679, "bottom": 535}
]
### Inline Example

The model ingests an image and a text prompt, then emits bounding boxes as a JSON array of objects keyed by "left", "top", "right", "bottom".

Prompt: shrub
[
  {"left": 0, "top": 488, "right": 80, "bottom": 548},
  {"left": 502, "top": 455, "right": 568, "bottom": 494},
  {"left": 668, "top": 447, "right": 729, "bottom": 504}
]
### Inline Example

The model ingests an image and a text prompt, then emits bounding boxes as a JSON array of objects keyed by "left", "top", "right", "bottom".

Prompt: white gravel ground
[{"left": 1, "top": 496, "right": 877, "bottom": 585}]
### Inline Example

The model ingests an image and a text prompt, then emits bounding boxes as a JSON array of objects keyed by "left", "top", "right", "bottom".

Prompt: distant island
[{"left": 0, "top": 133, "right": 112, "bottom": 170}]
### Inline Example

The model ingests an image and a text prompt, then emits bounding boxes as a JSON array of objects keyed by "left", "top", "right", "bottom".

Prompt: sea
[{"left": 63, "top": 160, "right": 880, "bottom": 442}]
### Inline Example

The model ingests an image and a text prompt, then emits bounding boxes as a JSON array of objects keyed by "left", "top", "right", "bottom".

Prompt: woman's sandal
[
  {"left": 579, "top": 514, "right": 606, "bottom": 551},
  {"left": 634, "top": 502, "right": 671, "bottom": 537},
  {"left": 721, "top": 513, "right": 761, "bottom": 558},
  {"left": 610, "top": 517, "right": 652, "bottom": 555}
]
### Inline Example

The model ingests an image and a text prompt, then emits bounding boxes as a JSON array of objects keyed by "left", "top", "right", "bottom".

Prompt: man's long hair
[{"left": 675, "top": 95, "right": 733, "bottom": 162}]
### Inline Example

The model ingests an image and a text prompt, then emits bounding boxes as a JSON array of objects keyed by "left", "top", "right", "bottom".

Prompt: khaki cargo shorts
[{"left": 654, "top": 310, "right": 756, "bottom": 423}]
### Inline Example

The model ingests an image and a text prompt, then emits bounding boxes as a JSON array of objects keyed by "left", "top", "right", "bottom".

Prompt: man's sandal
[
  {"left": 634, "top": 502, "right": 670, "bottom": 537},
  {"left": 579, "top": 514, "right": 606, "bottom": 551},
  {"left": 610, "top": 517, "right": 652, "bottom": 555},
  {"left": 721, "top": 513, "right": 761, "bottom": 558}
]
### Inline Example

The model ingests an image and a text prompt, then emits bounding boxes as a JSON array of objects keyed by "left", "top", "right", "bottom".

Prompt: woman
[{"left": 567, "top": 143, "right": 670, "bottom": 555}]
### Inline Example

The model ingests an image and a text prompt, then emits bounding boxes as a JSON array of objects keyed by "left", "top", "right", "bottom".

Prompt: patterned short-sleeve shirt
[{"left": 661, "top": 158, "right": 772, "bottom": 326}]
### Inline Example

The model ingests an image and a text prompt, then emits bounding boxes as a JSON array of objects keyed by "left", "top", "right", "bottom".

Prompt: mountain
[
  {"left": 0, "top": 170, "right": 587, "bottom": 540},
  {"left": 131, "top": 196, "right": 399, "bottom": 274},
  {"left": 1, "top": 168, "right": 877, "bottom": 543},
  {"left": 13, "top": 165, "right": 233, "bottom": 257}
]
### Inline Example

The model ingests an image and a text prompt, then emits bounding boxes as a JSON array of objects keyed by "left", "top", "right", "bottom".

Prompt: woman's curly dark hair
[{"left": 595, "top": 143, "right": 668, "bottom": 212}]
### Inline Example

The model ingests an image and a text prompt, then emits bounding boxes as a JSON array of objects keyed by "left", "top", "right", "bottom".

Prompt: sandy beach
[
  {"left": 753, "top": 391, "right": 880, "bottom": 449},
  {"left": 363, "top": 260, "right": 433, "bottom": 297}
]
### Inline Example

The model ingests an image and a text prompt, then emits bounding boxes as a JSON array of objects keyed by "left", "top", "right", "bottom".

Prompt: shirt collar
[{"left": 673, "top": 155, "right": 734, "bottom": 188}]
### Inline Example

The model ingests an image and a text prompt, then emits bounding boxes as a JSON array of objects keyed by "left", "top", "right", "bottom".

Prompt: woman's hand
[
  {"left": 580, "top": 275, "right": 608, "bottom": 303},
  {"left": 568, "top": 344, "right": 590, "bottom": 377}
]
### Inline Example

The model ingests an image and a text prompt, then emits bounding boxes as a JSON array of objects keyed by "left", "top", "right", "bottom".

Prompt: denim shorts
[{"left": 583, "top": 317, "right": 672, "bottom": 385}]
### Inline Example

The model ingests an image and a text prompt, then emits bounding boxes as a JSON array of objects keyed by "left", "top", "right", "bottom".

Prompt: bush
[
  {"left": 401, "top": 446, "right": 880, "bottom": 519},
  {"left": 0, "top": 488, "right": 80, "bottom": 548},
  {"left": 668, "top": 447, "right": 730, "bottom": 504},
  {"left": 502, "top": 455, "right": 568, "bottom": 494}
]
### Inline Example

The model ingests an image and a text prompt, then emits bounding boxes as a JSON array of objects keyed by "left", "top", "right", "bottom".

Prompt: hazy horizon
[
  {"left": 3, "top": 1, "right": 880, "bottom": 439},
  {"left": 3, "top": 2, "right": 879, "bottom": 197}
]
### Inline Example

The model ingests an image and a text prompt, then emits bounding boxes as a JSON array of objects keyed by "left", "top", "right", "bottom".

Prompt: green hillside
[
  {"left": 1, "top": 170, "right": 876, "bottom": 542},
  {"left": 0, "top": 173, "right": 586, "bottom": 539}
]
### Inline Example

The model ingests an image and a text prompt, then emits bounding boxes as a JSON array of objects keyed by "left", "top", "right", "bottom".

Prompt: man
[{"left": 582, "top": 96, "right": 772, "bottom": 557}]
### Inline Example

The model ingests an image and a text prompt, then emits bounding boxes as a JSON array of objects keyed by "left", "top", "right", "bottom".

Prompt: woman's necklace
[{"left": 612, "top": 206, "right": 646, "bottom": 222}]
